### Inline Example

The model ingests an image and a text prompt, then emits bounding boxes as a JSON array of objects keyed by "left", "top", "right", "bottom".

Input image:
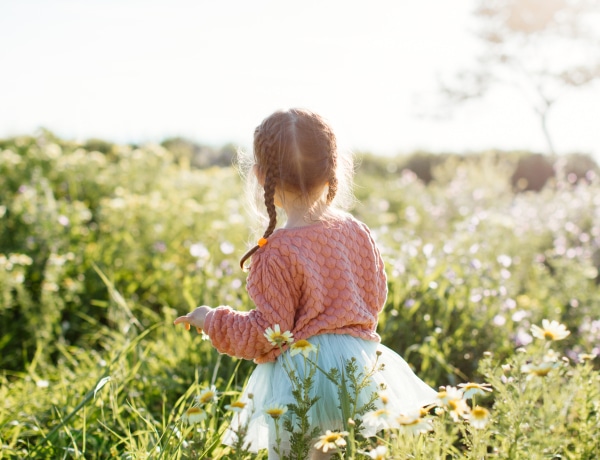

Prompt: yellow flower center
[
  {"left": 265, "top": 408, "right": 285, "bottom": 418},
  {"left": 186, "top": 407, "right": 202, "bottom": 415},
  {"left": 324, "top": 433, "right": 341, "bottom": 442},
  {"left": 294, "top": 339, "right": 311, "bottom": 348},
  {"left": 471, "top": 407, "right": 488, "bottom": 418},
  {"left": 271, "top": 334, "right": 286, "bottom": 344},
  {"left": 543, "top": 331, "right": 555, "bottom": 340},
  {"left": 230, "top": 401, "right": 246, "bottom": 409},
  {"left": 199, "top": 391, "right": 215, "bottom": 403}
]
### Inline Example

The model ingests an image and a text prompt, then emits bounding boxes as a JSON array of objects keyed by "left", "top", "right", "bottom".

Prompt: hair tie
[{"left": 258, "top": 237, "right": 268, "bottom": 247}]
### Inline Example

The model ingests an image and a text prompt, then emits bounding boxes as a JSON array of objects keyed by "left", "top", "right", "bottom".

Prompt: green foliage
[
  {"left": 478, "top": 346, "right": 600, "bottom": 459},
  {"left": 0, "top": 133, "right": 599, "bottom": 458},
  {"left": 161, "top": 137, "right": 237, "bottom": 169},
  {"left": 279, "top": 355, "right": 321, "bottom": 460}
]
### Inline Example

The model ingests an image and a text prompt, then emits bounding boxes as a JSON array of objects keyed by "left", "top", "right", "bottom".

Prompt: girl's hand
[{"left": 174, "top": 305, "right": 212, "bottom": 333}]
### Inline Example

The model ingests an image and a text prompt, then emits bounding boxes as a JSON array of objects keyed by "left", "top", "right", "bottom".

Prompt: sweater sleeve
[{"left": 202, "top": 250, "right": 300, "bottom": 361}]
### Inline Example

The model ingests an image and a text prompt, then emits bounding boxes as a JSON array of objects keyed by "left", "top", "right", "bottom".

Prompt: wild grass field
[{"left": 0, "top": 132, "right": 599, "bottom": 459}]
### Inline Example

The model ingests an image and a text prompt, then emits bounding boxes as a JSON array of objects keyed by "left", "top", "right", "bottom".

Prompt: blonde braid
[
  {"left": 321, "top": 116, "right": 338, "bottom": 205},
  {"left": 239, "top": 125, "right": 280, "bottom": 270},
  {"left": 326, "top": 169, "right": 338, "bottom": 204}
]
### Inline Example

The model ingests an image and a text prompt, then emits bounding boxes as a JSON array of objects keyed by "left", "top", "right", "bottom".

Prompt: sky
[{"left": 1, "top": 0, "right": 599, "bottom": 159}]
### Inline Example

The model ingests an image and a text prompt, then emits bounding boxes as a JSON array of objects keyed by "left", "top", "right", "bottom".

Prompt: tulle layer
[{"left": 223, "top": 334, "right": 437, "bottom": 452}]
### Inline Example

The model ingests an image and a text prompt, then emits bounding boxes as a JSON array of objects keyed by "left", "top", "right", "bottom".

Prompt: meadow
[{"left": 0, "top": 132, "right": 599, "bottom": 459}]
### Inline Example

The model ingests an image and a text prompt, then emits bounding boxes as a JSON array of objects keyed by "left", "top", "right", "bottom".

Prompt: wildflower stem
[{"left": 273, "top": 418, "right": 283, "bottom": 458}]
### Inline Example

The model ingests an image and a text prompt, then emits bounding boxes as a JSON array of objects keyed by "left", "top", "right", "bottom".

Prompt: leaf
[{"left": 94, "top": 376, "right": 112, "bottom": 398}]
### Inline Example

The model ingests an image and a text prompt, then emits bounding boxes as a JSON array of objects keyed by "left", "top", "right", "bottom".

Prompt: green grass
[{"left": 0, "top": 132, "right": 599, "bottom": 458}]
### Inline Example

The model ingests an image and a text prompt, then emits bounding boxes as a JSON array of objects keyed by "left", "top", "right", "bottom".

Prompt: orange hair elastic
[{"left": 258, "top": 237, "right": 268, "bottom": 247}]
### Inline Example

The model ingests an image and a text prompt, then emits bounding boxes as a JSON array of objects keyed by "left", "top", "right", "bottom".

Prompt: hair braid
[
  {"left": 239, "top": 129, "right": 280, "bottom": 270},
  {"left": 323, "top": 119, "right": 338, "bottom": 204},
  {"left": 326, "top": 153, "right": 338, "bottom": 204},
  {"left": 261, "top": 165, "right": 278, "bottom": 238}
]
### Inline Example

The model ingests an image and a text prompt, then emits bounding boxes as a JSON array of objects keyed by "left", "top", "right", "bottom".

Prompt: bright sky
[{"left": 1, "top": 0, "right": 599, "bottom": 159}]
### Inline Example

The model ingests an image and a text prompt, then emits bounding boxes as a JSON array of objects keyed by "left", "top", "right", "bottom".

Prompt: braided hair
[{"left": 240, "top": 109, "right": 338, "bottom": 270}]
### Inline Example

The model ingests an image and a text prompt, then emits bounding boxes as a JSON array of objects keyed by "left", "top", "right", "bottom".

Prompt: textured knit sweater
[{"left": 203, "top": 214, "right": 388, "bottom": 363}]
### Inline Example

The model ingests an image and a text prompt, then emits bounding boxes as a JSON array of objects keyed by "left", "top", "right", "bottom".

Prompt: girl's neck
[
  {"left": 283, "top": 206, "right": 326, "bottom": 229},
  {"left": 280, "top": 195, "right": 329, "bottom": 229},
  {"left": 274, "top": 184, "right": 331, "bottom": 229}
]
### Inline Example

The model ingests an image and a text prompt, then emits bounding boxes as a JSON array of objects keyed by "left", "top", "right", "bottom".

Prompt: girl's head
[
  {"left": 253, "top": 108, "right": 338, "bottom": 206},
  {"left": 239, "top": 108, "right": 354, "bottom": 269}
]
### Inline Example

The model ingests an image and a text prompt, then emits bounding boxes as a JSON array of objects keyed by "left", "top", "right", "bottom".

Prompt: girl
[{"left": 174, "top": 108, "right": 436, "bottom": 459}]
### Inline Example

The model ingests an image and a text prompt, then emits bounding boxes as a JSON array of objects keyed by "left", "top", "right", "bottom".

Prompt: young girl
[{"left": 174, "top": 108, "right": 436, "bottom": 459}]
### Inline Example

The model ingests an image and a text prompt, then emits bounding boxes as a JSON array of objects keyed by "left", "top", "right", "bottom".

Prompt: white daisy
[
  {"left": 196, "top": 385, "right": 218, "bottom": 405},
  {"left": 365, "top": 445, "right": 388, "bottom": 459},
  {"left": 264, "top": 325, "right": 294, "bottom": 347},
  {"left": 182, "top": 406, "right": 206, "bottom": 424},
  {"left": 264, "top": 404, "right": 288, "bottom": 420},
  {"left": 458, "top": 382, "right": 493, "bottom": 400},
  {"left": 225, "top": 400, "right": 247, "bottom": 413},
  {"left": 289, "top": 339, "right": 317, "bottom": 357},
  {"left": 530, "top": 319, "right": 570, "bottom": 341},
  {"left": 467, "top": 406, "right": 491, "bottom": 429},
  {"left": 396, "top": 413, "right": 434, "bottom": 435},
  {"left": 314, "top": 430, "right": 348, "bottom": 453},
  {"left": 362, "top": 407, "right": 394, "bottom": 430}
]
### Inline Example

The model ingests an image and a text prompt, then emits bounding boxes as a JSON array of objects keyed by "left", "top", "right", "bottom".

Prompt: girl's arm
[{"left": 176, "top": 251, "right": 300, "bottom": 361}]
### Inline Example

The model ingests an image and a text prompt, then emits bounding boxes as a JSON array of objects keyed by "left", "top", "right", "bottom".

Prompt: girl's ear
[{"left": 254, "top": 164, "right": 266, "bottom": 186}]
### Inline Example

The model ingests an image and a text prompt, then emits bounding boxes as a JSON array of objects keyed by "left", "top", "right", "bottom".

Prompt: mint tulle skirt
[{"left": 223, "top": 334, "right": 437, "bottom": 453}]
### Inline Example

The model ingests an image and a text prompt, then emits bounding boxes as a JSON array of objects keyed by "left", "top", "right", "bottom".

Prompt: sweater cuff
[{"left": 203, "top": 305, "right": 233, "bottom": 337}]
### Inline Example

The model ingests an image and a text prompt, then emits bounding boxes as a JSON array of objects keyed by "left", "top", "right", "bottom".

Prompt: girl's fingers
[
  {"left": 173, "top": 316, "right": 191, "bottom": 330},
  {"left": 174, "top": 315, "right": 203, "bottom": 333}
]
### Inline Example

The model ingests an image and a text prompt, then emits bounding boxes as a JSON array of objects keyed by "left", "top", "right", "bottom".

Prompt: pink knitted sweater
[{"left": 203, "top": 214, "right": 388, "bottom": 363}]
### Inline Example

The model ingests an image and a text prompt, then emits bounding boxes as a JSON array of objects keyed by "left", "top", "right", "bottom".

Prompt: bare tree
[{"left": 439, "top": 0, "right": 600, "bottom": 154}]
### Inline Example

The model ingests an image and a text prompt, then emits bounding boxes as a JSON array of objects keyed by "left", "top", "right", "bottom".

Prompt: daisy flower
[
  {"left": 365, "top": 445, "right": 388, "bottom": 459},
  {"left": 182, "top": 406, "right": 206, "bottom": 424},
  {"left": 447, "top": 398, "right": 470, "bottom": 422},
  {"left": 264, "top": 325, "right": 294, "bottom": 347},
  {"left": 314, "top": 430, "right": 348, "bottom": 453},
  {"left": 436, "top": 386, "right": 464, "bottom": 405},
  {"left": 289, "top": 339, "right": 317, "bottom": 357},
  {"left": 530, "top": 319, "right": 570, "bottom": 341},
  {"left": 362, "top": 407, "right": 394, "bottom": 430},
  {"left": 264, "top": 404, "right": 288, "bottom": 420},
  {"left": 396, "top": 412, "right": 433, "bottom": 435},
  {"left": 225, "top": 400, "right": 247, "bottom": 413},
  {"left": 436, "top": 386, "right": 470, "bottom": 421},
  {"left": 521, "top": 361, "right": 557, "bottom": 378},
  {"left": 578, "top": 353, "right": 596, "bottom": 363},
  {"left": 458, "top": 382, "right": 493, "bottom": 400},
  {"left": 196, "top": 385, "right": 218, "bottom": 405},
  {"left": 543, "top": 349, "right": 562, "bottom": 365},
  {"left": 467, "top": 406, "right": 491, "bottom": 429}
]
